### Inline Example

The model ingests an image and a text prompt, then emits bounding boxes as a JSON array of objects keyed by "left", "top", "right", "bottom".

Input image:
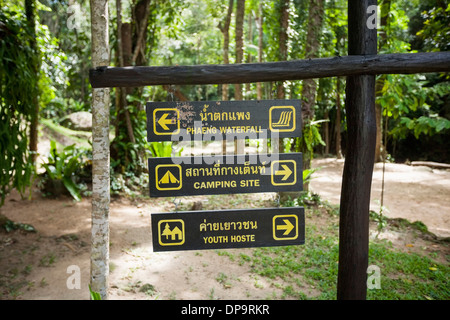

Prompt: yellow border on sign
[
  {"left": 273, "top": 214, "right": 298, "bottom": 240},
  {"left": 153, "top": 108, "right": 180, "bottom": 135},
  {"left": 155, "top": 164, "right": 182, "bottom": 190},
  {"left": 271, "top": 160, "right": 297, "bottom": 186},
  {"left": 269, "top": 106, "right": 296, "bottom": 132},
  {"left": 158, "top": 219, "right": 185, "bottom": 246}
]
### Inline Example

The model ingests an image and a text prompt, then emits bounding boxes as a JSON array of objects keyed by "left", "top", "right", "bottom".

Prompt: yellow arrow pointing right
[
  {"left": 275, "top": 164, "right": 292, "bottom": 181},
  {"left": 276, "top": 219, "right": 294, "bottom": 235}
]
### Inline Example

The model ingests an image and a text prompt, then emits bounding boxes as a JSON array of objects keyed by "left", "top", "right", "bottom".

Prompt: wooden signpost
[
  {"left": 89, "top": 0, "right": 450, "bottom": 300},
  {"left": 146, "top": 99, "right": 304, "bottom": 253},
  {"left": 148, "top": 153, "right": 302, "bottom": 197},
  {"left": 151, "top": 207, "right": 305, "bottom": 252},
  {"left": 147, "top": 100, "right": 302, "bottom": 141}
]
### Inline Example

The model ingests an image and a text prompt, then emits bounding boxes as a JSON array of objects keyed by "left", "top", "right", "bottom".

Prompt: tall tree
[
  {"left": 374, "top": 0, "right": 391, "bottom": 161},
  {"left": 115, "top": 0, "right": 135, "bottom": 145},
  {"left": 218, "top": 0, "right": 234, "bottom": 101},
  {"left": 300, "top": 0, "right": 324, "bottom": 184},
  {"left": 301, "top": 0, "right": 324, "bottom": 122},
  {"left": 90, "top": 0, "right": 111, "bottom": 300},
  {"left": 234, "top": 0, "right": 245, "bottom": 100},
  {"left": 256, "top": 2, "right": 263, "bottom": 100},
  {"left": 25, "top": 0, "right": 39, "bottom": 165},
  {"left": 234, "top": 0, "right": 245, "bottom": 153},
  {"left": 276, "top": 0, "right": 290, "bottom": 99}
]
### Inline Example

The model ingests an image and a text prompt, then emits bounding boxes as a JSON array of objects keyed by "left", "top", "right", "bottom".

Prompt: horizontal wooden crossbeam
[{"left": 89, "top": 51, "right": 450, "bottom": 88}]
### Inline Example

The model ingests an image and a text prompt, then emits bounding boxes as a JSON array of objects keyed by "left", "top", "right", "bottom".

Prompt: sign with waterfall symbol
[{"left": 146, "top": 100, "right": 301, "bottom": 142}]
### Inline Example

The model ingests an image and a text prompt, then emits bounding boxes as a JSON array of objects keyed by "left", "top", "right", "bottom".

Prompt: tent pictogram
[
  {"left": 155, "top": 164, "right": 182, "bottom": 191},
  {"left": 159, "top": 170, "right": 180, "bottom": 185}
]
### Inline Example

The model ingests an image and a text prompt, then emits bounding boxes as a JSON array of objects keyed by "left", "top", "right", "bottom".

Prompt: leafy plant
[
  {"left": 40, "top": 140, "right": 84, "bottom": 201},
  {"left": 2, "top": 219, "right": 36, "bottom": 233},
  {"left": 148, "top": 141, "right": 183, "bottom": 158},
  {"left": 89, "top": 285, "right": 102, "bottom": 300}
]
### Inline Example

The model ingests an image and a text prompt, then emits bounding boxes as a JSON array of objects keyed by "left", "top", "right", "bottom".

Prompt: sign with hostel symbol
[
  {"left": 157, "top": 219, "right": 185, "bottom": 246},
  {"left": 151, "top": 207, "right": 305, "bottom": 252}
]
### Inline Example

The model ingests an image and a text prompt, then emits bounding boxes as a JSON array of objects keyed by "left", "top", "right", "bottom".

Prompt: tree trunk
[
  {"left": 25, "top": 0, "right": 39, "bottom": 166},
  {"left": 234, "top": 0, "right": 245, "bottom": 101},
  {"left": 245, "top": 12, "right": 253, "bottom": 97},
  {"left": 300, "top": 0, "right": 324, "bottom": 190},
  {"left": 256, "top": 3, "right": 263, "bottom": 100},
  {"left": 324, "top": 110, "right": 330, "bottom": 155},
  {"left": 335, "top": 77, "right": 342, "bottom": 158},
  {"left": 375, "top": 0, "right": 391, "bottom": 162},
  {"left": 90, "top": 0, "right": 110, "bottom": 300},
  {"left": 301, "top": 0, "right": 324, "bottom": 122},
  {"left": 116, "top": 0, "right": 135, "bottom": 144},
  {"left": 219, "top": 0, "right": 234, "bottom": 101},
  {"left": 337, "top": 0, "right": 377, "bottom": 300},
  {"left": 276, "top": 0, "right": 289, "bottom": 99},
  {"left": 234, "top": 0, "right": 245, "bottom": 154},
  {"left": 132, "top": 0, "right": 151, "bottom": 66}
]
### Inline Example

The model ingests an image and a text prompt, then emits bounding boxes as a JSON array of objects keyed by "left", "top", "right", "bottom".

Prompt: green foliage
[
  {"left": 40, "top": 140, "right": 86, "bottom": 201},
  {"left": 88, "top": 285, "right": 102, "bottom": 300},
  {"left": 229, "top": 205, "right": 449, "bottom": 300},
  {"left": 2, "top": 219, "right": 36, "bottom": 233},
  {"left": 397, "top": 115, "right": 450, "bottom": 139},
  {"left": 148, "top": 142, "right": 183, "bottom": 158},
  {"left": 0, "top": 7, "right": 37, "bottom": 205},
  {"left": 295, "top": 120, "right": 327, "bottom": 166},
  {"left": 415, "top": 3, "right": 450, "bottom": 52}
]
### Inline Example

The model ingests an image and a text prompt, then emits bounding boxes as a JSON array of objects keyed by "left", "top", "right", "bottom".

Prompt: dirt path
[
  {"left": 0, "top": 191, "right": 284, "bottom": 300},
  {"left": 0, "top": 158, "right": 449, "bottom": 300},
  {"left": 310, "top": 158, "right": 450, "bottom": 238}
]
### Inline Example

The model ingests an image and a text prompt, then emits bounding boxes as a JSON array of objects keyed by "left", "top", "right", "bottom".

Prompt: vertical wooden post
[
  {"left": 90, "top": 0, "right": 110, "bottom": 300},
  {"left": 337, "top": 0, "right": 377, "bottom": 300}
]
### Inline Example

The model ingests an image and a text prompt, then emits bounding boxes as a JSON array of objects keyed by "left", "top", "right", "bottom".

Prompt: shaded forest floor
[{"left": 0, "top": 158, "right": 449, "bottom": 300}]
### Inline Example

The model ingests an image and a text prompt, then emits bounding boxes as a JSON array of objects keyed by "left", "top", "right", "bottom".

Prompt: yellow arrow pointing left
[{"left": 158, "top": 113, "right": 172, "bottom": 130}]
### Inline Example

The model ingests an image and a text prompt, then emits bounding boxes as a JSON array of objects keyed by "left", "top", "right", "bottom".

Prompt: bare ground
[{"left": 0, "top": 158, "right": 449, "bottom": 300}]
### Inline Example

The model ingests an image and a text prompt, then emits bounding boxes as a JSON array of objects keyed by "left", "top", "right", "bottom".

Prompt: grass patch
[{"left": 219, "top": 198, "right": 449, "bottom": 300}]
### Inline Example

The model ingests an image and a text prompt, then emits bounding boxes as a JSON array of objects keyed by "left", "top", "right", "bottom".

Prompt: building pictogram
[{"left": 158, "top": 219, "right": 185, "bottom": 246}]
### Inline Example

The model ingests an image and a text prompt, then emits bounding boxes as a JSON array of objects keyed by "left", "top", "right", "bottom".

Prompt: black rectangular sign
[
  {"left": 146, "top": 99, "right": 302, "bottom": 142},
  {"left": 151, "top": 207, "right": 305, "bottom": 252},
  {"left": 148, "top": 153, "right": 302, "bottom": 197}
]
